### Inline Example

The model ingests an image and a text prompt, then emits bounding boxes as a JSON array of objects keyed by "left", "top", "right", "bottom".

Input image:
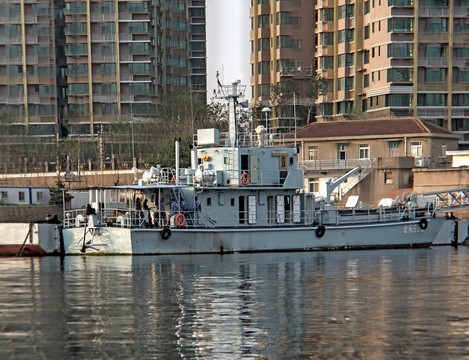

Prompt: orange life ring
[
  {"left": 171, "top": 175, "right": 176, "bottom": 184},
  {"left": 175, "top": 213, "right": 186, "bottom": 227},
  {"left": 240, "top": 172, "right": 250, "bottom": 186}
]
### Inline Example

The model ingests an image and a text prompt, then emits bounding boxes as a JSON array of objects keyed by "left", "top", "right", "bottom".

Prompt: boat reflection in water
[{"left": 1, "top": 248, "right": 469, "bottom": 358}]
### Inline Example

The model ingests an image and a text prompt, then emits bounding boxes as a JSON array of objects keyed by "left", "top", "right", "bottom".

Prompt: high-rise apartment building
[
  {"left": 315, "top": 0, "right": 469, "bottom": 145},
  {"left": 0, "top": 0, "right": 206, "bottom": 137},
  {"left": 0, "top": 0, "right": 61, "bottom": 137},
  {"left": 251, "top": 0, "right": 469, "bottom": 146},
  {"left": 250, "top": 0, "right": 315, "bottom": 104}
]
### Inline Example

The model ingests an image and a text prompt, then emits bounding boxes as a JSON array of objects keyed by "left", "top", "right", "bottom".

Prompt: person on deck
[
  {"left": 142, "top": 199, "right": 150, "bottom": 226},
  {"left": 135, "top": 198, "right": 142, "bottom": 224}
]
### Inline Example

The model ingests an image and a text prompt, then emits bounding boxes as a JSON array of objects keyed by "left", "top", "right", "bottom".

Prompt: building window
[
  {"left": 363, "top": 50, "right": 370, "bottom": 64},
  {"left": 338, "top": 29, "right": 354, "bottom": 43},
  {"left": 320, "top": 32, "right": 334, "bottom": 46},
  {"left": 388, "top": 18, "right": 414, "bottom": 32},
  {"left": 258, "top": 15, "right": 269, "bottom": 28},
  {"left": 320, "top": 103, "right": 333, "bottom": 116},
  {"left": 36, "top": 192, "right": 43, "bottom": 202},
  {"left": 338, "top": 77, "right": 354, "bottom": 91},
  {"left": 276, "top": 35, "right": 300, "bottom": 49},
  {"left": 18, "top": 191, "right": 25, "bottom": 202},
  {"left": 425, "top": 68, "right": 446, "bottom": 83},
  {"left": 364, "top": 26, "right": 370, "bottom": 39},
  {"left": 338, "top": 4, "right": 355, "bottom": 19},
  {"left": 336, "top": 101, "right": 354, "bottom": 114},
  {"left": 387, "top": 68, "right": 413, "bottom": 82},
  {"left": 309, "top": 178, "right": 319, "bottom": 193},
  {"left": 320, "top": 8, "right": 334, "bottom": 22},
  {"left": 452, "top": 93, "right": 469, "bottom": 106},
  {"left": 410, "top": 142, "right": 422, "bottom": 158},
  {"left": 417, "top": 93, "right": 447, "bottom": 106},
  {"left": 389, "top": 142, "right": 400, "bottom": 157},
  {"left": 319, "top": 56, "right": 334, "bottom": 69},
  {"left": 308, "top": 146, "right": 319, "bottom": 160},
  {"left": 425, "top": 44, "right": 445, "bottom": 57},
  {"left": 388, "top": 43, "right": 413, "bottom": 57},
  {"left": 457, "top": 70, "right": 469, "bottom": 83},
  {"left": 386, "top": 94, "right": 413, "bottom": 107},
  {"left": 441, "top": 145, "right": 447, "bottom": 158},
  {"left": 359, "top": 145, "right": 370, "bottom": 159},
  {"left": 258, "top": 61, "right": 270, "bottom": 74},
  {"left": 258, "top": 38, "right": 270, "bottom": 51},
  {"left": 0, "top": 191, "right": 7, "bottom": 202},
  {"left": 276, "top": 12, "right": 299, "bottom": 26},
  {"left": 384, "top": 172, "right": 393, "bottom": 184},
  {"left": 364, "top": 1, "right": 370, "bottom": 14},
  {"left": 424, "top": 18, "right": 448, "bottom": 32},
  {"left": 364, "top": 74, "right": 369, "bottom": 88},
  {"left": 338, "top": 144, "right": 347, "bottom": 160},
  {"left": 338, "top": 53, "right": 354, "bottom": 67}
]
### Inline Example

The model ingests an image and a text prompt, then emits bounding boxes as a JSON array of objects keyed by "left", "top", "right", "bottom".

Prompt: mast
[{"left": 215, "top": 78, "right": 246, "bottom": 148}]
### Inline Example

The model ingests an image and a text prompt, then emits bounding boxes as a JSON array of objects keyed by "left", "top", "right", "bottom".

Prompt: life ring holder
[
  {"left": 316, "top": 225, "right": 326, "bottom": 238},
  {"left": 419, "top": 218, "right": 428, "bottom": 230},
  {"left": 175, "top": 213, "right": 186, "bottom": 227},
  {"left": 240, "top": 172, "right": 250, "bottom": 186}
]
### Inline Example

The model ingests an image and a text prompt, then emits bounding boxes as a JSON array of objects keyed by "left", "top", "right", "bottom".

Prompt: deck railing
[{"left": 63, "top": 202, "right": 434, "bottom": 230}]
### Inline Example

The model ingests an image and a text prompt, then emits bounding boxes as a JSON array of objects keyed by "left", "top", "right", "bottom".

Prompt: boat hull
[
  {"left": 0, "top": 223, "right": 61, "bottom": 256},
  {"left": 62, "top": 217, "right": 445, "bottom": 255}
]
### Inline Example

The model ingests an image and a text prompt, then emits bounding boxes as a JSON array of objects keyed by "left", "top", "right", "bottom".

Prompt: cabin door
[{"left": 250, "top": 155, "right": 260, "bottom": 184}]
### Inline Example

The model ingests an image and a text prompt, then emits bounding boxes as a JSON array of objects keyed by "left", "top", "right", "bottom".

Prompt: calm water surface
[{"left": 1, "top": 247, "right": 469, "bottom": 359}]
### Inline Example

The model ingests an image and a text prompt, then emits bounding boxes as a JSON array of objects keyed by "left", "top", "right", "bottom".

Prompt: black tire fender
[
  {"left": 419, "top": 218, "right": 428, "bottom": 230},
  {"left": 161, "top": 227, "right": 171, "bottom": 240},
  {"left": 316, "top": 225, "right": 326, "bottom": 238}
]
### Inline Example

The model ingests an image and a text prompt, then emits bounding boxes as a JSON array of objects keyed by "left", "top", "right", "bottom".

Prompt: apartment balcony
[
  {"left": 417, "top": 108, "right": 448, "bottom": 117},
  {"left": 453, "top": 58, "right": 469, "bottom": 67},
  {"left": 90, "top": 13, "right": 115, "bottom": 22},
  {"left": 92, "top": 95, "right": 119, "bottom": 103},
  {"left": 0, "top": 35, "right": 22, "bottom": 44},
  {"left": 418, "top": 7, "right": 449, "bottom": 17},
  {"left": 0, "top": 57, "right": 23, "bottom": 65},
  {"left": 91, "top": 55, "right": 117, "bottom": 62},
  {"left": 454, "top": 6, "right": 469, "bottom": 17},
  {"left": 91, "top": 34, "right": 116, "bottom": 42},
  {"left": 0, "top": 96, "right": 24, "bottom": 104},
  {"left": 453, "top": 84, "right": 469, "bottom": 92},
  {"left": 418, "top": 83, "right": 448, "bottom": 91},
  {"left": 452, "top": 109, "right": 469, "bottom": 117},
  {"left": 419, "top": 33, "right": 448, "bottom": 42},
  {"left": 418, "top": 58, "right": 448, "bottom": 67}
]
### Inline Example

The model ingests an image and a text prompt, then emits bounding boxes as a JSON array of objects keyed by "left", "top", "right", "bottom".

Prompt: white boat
[{"left": 62, "top": 80, "right": 446, "bottom": 255}]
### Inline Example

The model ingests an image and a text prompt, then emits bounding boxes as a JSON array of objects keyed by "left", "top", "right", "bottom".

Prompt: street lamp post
[{"left": 261, "top": 106, "right": 271, "bottom": 135}]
